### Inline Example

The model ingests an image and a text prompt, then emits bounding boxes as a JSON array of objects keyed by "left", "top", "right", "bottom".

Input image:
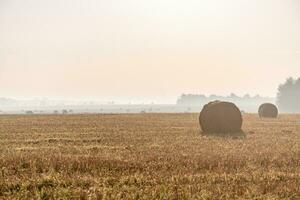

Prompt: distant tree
[
  {"left": 209, "top": 94, "right": 218, "bottom": 99},
  {"left": 26, "top": 111, "right": 34, "bottom": 115},
  {"left": 277, "top": 77, "right": 300, "bottom": 113},
  {"left": 62, "top": 109, "right": 68, "bottom": 114},
  {"left": 229, "top": 93, "right": 239, "bottom": 99}
]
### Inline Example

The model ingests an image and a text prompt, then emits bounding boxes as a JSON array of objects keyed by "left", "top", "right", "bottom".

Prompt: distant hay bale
[
  {"left": 199, "top": 101, "right": 243, "bottom": 133},
  {"left": 258, "top": 103, "right": 278, "bottom": 118},
  {"left": 26, "top": 111, "right": 34, "bottom": 115}
]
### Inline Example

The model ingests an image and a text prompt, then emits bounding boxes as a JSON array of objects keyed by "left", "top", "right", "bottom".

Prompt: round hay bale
[
  {"left": 199, "top": 101, "right": 243, "bottom": 133},
  {"left": 258, "top": 103, "right": 278, "bottom": 118}
]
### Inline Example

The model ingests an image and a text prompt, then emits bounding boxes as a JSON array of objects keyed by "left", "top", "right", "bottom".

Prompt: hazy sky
[{"left": 1, "top": 0, "right": 300, "bottom": 103}]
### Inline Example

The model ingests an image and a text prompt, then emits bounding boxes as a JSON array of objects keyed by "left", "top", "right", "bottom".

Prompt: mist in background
[{"left": 1, "top": 0, "right": 300, "bottom": 105}]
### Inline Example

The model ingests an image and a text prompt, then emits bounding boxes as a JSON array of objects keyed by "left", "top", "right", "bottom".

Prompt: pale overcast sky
[{"left": 1, "top": 0, "right": 300, "bottom": 103}]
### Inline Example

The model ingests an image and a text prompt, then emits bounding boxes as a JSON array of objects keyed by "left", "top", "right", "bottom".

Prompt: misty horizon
[
  {"left": 0, "top": 92, "right": 276, "bottom": 105},
  {"left": 0, "top": 92, "right": 276, "bottom": 114}
]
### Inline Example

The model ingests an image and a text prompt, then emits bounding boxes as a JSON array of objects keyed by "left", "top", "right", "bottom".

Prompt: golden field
[{"left": 0, "top": 113, "right": 299, "bottom": 199}]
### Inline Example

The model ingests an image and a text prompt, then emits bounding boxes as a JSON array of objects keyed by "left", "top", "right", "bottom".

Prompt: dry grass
[{"left": 0, "top": 113, "right": 299, "bottom": 199}]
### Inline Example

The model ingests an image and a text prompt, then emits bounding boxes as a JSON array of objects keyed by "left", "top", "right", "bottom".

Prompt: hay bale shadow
[{"left": 200, "top": 130, "right": 246, "bottom": 139}]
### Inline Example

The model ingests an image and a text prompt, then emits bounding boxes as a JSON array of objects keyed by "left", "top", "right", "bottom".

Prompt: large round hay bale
[
  {"left": 199, "top": 101, "right": 243, "bottom": 133},
  {"left": 258, "top": 103, "right": 278, "bottom": 118}
]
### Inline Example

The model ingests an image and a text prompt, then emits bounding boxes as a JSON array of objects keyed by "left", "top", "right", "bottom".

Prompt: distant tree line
[
  {"left": 176, "top": 93, "right": 274, "bottom": 111},
  {"left": 177, "top": 77, "right": 300, "bottom": 113},
  {"left": 277, "top": 77, "right": 300, "bottom": 113}
]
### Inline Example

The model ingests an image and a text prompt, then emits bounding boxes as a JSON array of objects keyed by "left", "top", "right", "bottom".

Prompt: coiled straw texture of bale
[{"left": 199, "top": 101, "right": 243, "bottom": 134}]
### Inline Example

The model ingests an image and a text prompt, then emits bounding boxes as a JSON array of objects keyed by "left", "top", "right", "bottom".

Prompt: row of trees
[
  {"left": 176, "top": 93, "right": 274, "bottom": 112},
  {"left": 177, "top": 77, "right": 300, "bottom": 113},
  {"left": 177, "top": 93, "right": 273, "bottom": 105}
]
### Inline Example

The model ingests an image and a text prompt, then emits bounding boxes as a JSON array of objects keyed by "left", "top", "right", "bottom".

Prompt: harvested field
[{"left": 0, "top": 114, "right": 299, "bottom": 199}]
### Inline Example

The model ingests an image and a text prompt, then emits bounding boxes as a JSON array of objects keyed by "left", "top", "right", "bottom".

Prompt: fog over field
[{"left": 0, "top": 94, "right": 275, "bottom": 114}]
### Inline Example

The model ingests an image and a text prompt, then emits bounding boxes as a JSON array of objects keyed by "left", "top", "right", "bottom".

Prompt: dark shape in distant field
[
  {"left": 26, "top": 111, "right": 34, "bottom": 115},
  {"left": 258, "top": 103, "right": 278, "bottom": 118},
  {"left": 199, "top": 101, "right": 243, "bottom": 134}
]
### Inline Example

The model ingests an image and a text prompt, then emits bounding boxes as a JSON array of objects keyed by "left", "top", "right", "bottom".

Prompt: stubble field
[{"left": 0, "top": 113, "right": 299, "bottom": 199}]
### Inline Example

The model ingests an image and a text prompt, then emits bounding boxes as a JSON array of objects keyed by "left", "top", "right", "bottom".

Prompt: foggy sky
[{"left": 1, "top": 0, "right": 300, "bottom": 103}]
